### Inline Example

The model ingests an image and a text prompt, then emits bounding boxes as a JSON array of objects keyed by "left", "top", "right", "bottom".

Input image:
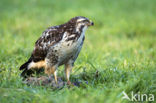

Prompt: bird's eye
[{"left": 84, "top": 20, "right": 88, "bottom": 22}]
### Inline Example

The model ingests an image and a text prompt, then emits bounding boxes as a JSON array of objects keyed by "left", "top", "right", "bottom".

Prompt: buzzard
[{"left": 19, "top": 16, "right": 94, "bottom": 84}]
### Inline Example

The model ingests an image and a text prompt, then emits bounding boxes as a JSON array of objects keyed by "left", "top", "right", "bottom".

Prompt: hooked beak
[
  {"left": 90, "top": 21, "right": 94, "bottom": 26},
  {"left": 88, "top": 21, "right": 94, "bottom": 26}
]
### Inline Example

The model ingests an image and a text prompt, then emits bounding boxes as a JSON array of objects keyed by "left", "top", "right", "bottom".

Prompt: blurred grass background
[{"left": 0, "top": 0, "right": 156, "bottom": 103}]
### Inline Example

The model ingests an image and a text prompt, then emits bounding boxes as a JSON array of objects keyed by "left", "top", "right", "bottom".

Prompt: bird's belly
[
  {"left": 47, "top": 32, "right": 85, "bottom": 66},
  {"left": 56, "top": 36, "right": 84, "bottom": 64},
  {"left": 60, "top": 40, "right": 82, "bottom": 58}
]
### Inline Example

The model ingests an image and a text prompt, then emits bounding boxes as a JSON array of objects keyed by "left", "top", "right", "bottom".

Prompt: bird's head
[{"left": 68, "top": 16, "right": 94, "bottom": 33}]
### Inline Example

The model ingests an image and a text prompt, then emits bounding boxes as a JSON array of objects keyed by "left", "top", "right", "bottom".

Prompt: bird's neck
[{"left": 75, "top": 24, "right": 87, "bottom": 34}]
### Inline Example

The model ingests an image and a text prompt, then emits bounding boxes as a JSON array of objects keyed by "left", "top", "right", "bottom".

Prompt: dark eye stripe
[{"left": 83, "top": 20, "right": 89, "bottom": 22}]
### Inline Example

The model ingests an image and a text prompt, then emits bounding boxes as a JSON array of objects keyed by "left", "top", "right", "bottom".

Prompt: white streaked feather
[
  {"left": 76, "top": 24, "right": 82, "bottom": 32},
  {"left": 77, "top": 18, "right": 85, "bottom": 22}
]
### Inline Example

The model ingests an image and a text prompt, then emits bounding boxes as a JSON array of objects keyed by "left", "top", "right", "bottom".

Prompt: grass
[{"left": 0, "top": 0, "right": 156, "bottom": 103}]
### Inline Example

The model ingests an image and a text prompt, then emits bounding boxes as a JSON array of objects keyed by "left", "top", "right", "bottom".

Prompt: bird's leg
[
  {"left": 45, "top": 65, "right": 58, "bottom": 84},
  {"left": 50, "top": 66, "right": 58, "bottom": 84},
  {"left": 45, "top": 67, "right": 51, "bottom": 78},
  {"left": 65, "top": 63, "right": 73, "bottom": 85},
  {"left": 53, "top": 70, "right": 57, "bottom": 84}
]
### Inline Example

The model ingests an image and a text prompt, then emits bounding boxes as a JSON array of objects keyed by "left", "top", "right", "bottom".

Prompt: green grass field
[{"left": 0, "top": 0, "right": 156, "bottom": 103}]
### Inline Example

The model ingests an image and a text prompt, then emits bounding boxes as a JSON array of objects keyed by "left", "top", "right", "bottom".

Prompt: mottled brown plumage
[{"left": 20, "top": 16, "right": 94, "bottom": 84}]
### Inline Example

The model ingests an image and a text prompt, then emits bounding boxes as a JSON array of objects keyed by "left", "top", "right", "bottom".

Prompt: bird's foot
[
  {"left": 67, "top": 81, "right": 74, "bottom": 87},
  {"left": 67, "top": 81, "right": 72, "bottom": 85}
]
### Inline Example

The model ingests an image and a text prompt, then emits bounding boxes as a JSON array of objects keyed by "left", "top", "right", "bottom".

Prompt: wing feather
[{"left": 31, "top": 26, "right": 64, "bottom": 62}]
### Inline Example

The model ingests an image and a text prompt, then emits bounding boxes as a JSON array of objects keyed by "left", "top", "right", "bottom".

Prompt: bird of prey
[{"left": 19, "top": 16, "right": 94, "bottom": 84}]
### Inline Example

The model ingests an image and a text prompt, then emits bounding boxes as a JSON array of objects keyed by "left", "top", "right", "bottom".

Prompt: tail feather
[
  {"left": 19, "top": 58, "right": 32, "bottom": 78},
  {"left": 20, "top": 69, "right": 34, "bottom": 78},
  {"left": 20, "top": 58, "right": 32, "bottom": 70},
  {"left": 20, "top": 56, "right": 45, "bottom": 78}
]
